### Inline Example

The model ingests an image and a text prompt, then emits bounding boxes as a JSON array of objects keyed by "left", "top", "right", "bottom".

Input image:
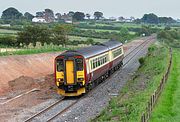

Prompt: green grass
[
  {"left": 69, "top": 35, "right": 107, "bottom": 42},
  {"left": 0, "top": 29, "right": 18, "bottom": 34},
  {"left": 92, "top": 43, "right": 169, "bottom": 122},
  {"left": 113, "top": 22, "right": 142, "bottom": 28},
  {"left": 79, "top": 28, "right": 120, "bottom": 33},
  {"left": 79, "top": 28, "right": 136, "bottom": 35},
  {"left": 0, "top": 45, "right": 69, "bottom": 56},
  {"left": 150, "top": 49, "right": 180, "bottom": 122}
]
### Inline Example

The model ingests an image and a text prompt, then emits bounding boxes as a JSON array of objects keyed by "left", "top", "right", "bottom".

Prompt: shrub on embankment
[{"left": 157, "top": 28, "right": 180, "bottom": 48}]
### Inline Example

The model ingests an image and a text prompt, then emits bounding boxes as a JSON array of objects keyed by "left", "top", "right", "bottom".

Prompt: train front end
[{"left": 55, "top": 53, "right": 86, "bottom": 96}]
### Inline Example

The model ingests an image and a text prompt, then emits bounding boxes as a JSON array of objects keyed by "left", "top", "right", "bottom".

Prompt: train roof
[
  {"left": 103, "top": 39, "right": 123, "bottom": 50},
  {"left": 59, "top": 40, "right": 123, "bottom": 59}
]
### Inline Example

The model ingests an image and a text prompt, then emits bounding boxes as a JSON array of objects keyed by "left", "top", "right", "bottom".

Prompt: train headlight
[
  {"left": 78, "top": 78, "right": 84, "bottom": 82},
  {"left": 58, "top": 78, "right": 64, "bottom": 82}
]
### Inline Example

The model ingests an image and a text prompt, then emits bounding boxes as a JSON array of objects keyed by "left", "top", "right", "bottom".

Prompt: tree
[
  {"left": 73, "top": 12, "right": 85, "bottom": 21},
  {"left": 24, "top": 12, "right": 34, "bottom": 21},
  {"left": 68, "top": 11, "right": 75, "bottom": 17},
  {"left": 157, "top": 30, "right": 172, "bottom": 40},
  {"left": 94, "top": 11, "right": 103, "bottom": 20},
  {"left": 36, "top": 12, "right": 44, "bottom": 17},
  {"left": 44, "top": 9, "right": 55, "bottom": 22},
  {"left": 55, "top": 13, "right": 62, "bottom": 21},
  {"left": 118, "top": 16, "right": 125, "bottom": 22},
  {"left": 52, "top": 24, "right": 73, "bottom": 47},
  {"left": 119, "top": 27, "right": 128, "bottom": 36},
  {"left": 86, "top": 13, "right": 91, "bottom": 19},
  {"left": 134, "top": 18, "right": 142, "bottom": 24},
  {"left": 86, "top": 38, "right": 94, "bottom": 45},
  {"left": 0, "top": 36, "right": 17, "bottom": 47},
  {"left": 141, "top": 13, "right": 159, "bottom": 24},
  {"left": 158, "top": 17, "right": 175, "bottom": 24},
  {"left": 1, "top": 7, "right": 23, "bottom": 20},
  {"left": 138, "top": 26, "right": 151, "bottom": 36},
  {"left": 17, "top": 25, "right": 51, "bottom": 47}
]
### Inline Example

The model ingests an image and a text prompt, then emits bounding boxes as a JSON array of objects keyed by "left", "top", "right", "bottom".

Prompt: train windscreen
[
  {"left": 76, "top": 58, "right": 83, "bottom": 71},
  {"left": 57, "top": 59, "right": 64, "bottom": 72}
]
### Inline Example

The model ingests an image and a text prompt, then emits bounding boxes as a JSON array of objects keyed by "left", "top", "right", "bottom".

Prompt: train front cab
[{"left": 55, "top": 56, "right": 86, "bottom": 96}]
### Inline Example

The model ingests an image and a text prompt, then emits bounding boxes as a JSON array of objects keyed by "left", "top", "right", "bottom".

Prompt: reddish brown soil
[
  {"left": 0, "top": 74, "right": 57, "bottom": 122},
  {"left": 8, "top": 76, "right": 38, "bottom": 91},
  {"left": 0, "top": 52, "right": 62, "bottom": 95}
]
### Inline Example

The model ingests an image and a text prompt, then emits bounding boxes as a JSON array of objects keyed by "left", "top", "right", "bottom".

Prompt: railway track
[
  {"left": 24, "top": 97, "right": 65, "bottom": 122},
  {"left": 24, "top": 36, "right": 155, "bottom": 122}
]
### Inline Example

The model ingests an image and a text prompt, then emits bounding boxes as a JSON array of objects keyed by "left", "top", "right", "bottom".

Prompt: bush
[
  {"left": 0, "top": 36, "right": 17, "bottom": 47},
  {"left": 157, "top": 29, "right": 180, "bottom": 47},
  {"left": 139, "top": 57, "right": 145, "bottom": 66},
  {"left": 148, "top": 46, "right": 155, "bottom": 52}
]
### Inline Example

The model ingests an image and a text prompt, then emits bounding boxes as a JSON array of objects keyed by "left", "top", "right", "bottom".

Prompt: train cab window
[
  {"left": 76, "top": 58, "right": 83, "bottom": 71},
  {"left": 57, "top": 59, "right": 64, "bottom": 72},
  {"left": 113, "top": 48, "right": 122, "bottom": 58}
]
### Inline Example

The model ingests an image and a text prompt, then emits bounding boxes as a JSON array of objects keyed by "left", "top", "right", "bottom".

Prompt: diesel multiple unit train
[{"left": 54, "top": 40, "right": 124, "bottom": 96}]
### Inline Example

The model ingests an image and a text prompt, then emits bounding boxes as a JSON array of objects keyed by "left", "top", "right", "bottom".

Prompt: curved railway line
[{"left": 24, "top": 36, "right": 155, "bottom": 122}]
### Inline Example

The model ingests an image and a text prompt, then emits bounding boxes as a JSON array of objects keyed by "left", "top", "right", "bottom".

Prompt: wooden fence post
[{"left": 140, "top": 48, "right": 172, "bottom": 122}]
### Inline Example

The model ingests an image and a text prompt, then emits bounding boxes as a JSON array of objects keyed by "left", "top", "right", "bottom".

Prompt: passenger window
[
  {"left": 93, "top": 62, "right": 95, "bottom": 69},
  {"left": 98, "top": 58, "right": 101, "bottom": 66},
  {"left": 95, "top": 60, "right": 98, "bottom": 68},
  {"left": 57, "top": 59, "right": 64, "bottom": 72},
  {"left": 91, "top": 61, "right": 93, "bottom": 69},
  {"left": 76, "top": 58, "right": 83, "bottom": 71},
  {"left": 100, "top": 58, "right": 103, "bottom": 65}
]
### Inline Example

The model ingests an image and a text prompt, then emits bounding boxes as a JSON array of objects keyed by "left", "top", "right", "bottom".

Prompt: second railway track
[{"left": 24, "top": 36, "right": 155, "bottom": 122}]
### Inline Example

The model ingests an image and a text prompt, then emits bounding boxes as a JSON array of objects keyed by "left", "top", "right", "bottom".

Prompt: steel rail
[{"left": 24, "top": 97, "right": 65, "bottom": 122}]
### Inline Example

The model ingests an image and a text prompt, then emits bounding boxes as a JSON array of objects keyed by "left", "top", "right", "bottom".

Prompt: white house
[
  {"left": 0, "top": 24, "right": 11, "bottom": 27},
  {"left": 32, "top": 17, "right": 46, "bottom": 23}
]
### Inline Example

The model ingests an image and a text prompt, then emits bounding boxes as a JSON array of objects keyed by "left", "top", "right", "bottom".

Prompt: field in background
[
  {"left": 0, "top": 22, "right": 155, "bottom": 56},
  {"left": 0, "top": 44, "right": 69, "bottom": 56},
  {"left": 0, "top": 29, "right": 18, "bottom": 35},
  {"left": 69, "top": 35, "right": 106, "bottom": 42}
]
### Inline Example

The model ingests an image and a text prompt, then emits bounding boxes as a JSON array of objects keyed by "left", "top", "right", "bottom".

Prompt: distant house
[
  {"left": 117, "top": 16, "right": 135, "bottom": 22},
  {"left": 32, "top": 17, "right": 46, "bottom": 23},
  {"left": 61, "top": 13, "right": 73, "bottom": 23},
  {"left": 0, "top": 24, "right": 11, "bottom": 27},
  {"left": 109, "top": 17, "right": 117, "bottom": 21},
  {"left": 118, "top": 16, "right": 125, "bottom": 22},
  {"left": 124, "top": 19, "right": 133, "bottom": 22}
]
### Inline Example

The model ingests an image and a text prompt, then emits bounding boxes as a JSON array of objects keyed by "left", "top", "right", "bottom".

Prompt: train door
[{"left": 66, "top": 60, "right": 74, "bottom": 84}]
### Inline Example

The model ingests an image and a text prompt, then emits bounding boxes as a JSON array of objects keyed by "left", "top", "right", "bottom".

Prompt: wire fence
[{"left": 141, "top": 48, "right": 172, "bottom": 122}]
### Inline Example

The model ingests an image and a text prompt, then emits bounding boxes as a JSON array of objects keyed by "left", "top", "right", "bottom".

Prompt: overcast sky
[{"left": 0, "top": 0, "right": 179, "bottom": 19}]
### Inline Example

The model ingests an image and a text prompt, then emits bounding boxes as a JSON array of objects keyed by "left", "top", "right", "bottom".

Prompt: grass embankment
[
  {"left": 93, "top": 43, "right": 169, "bottom": 122},
  {"left": 150, "top": 49, "right": 180, "bottom": 122}
]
